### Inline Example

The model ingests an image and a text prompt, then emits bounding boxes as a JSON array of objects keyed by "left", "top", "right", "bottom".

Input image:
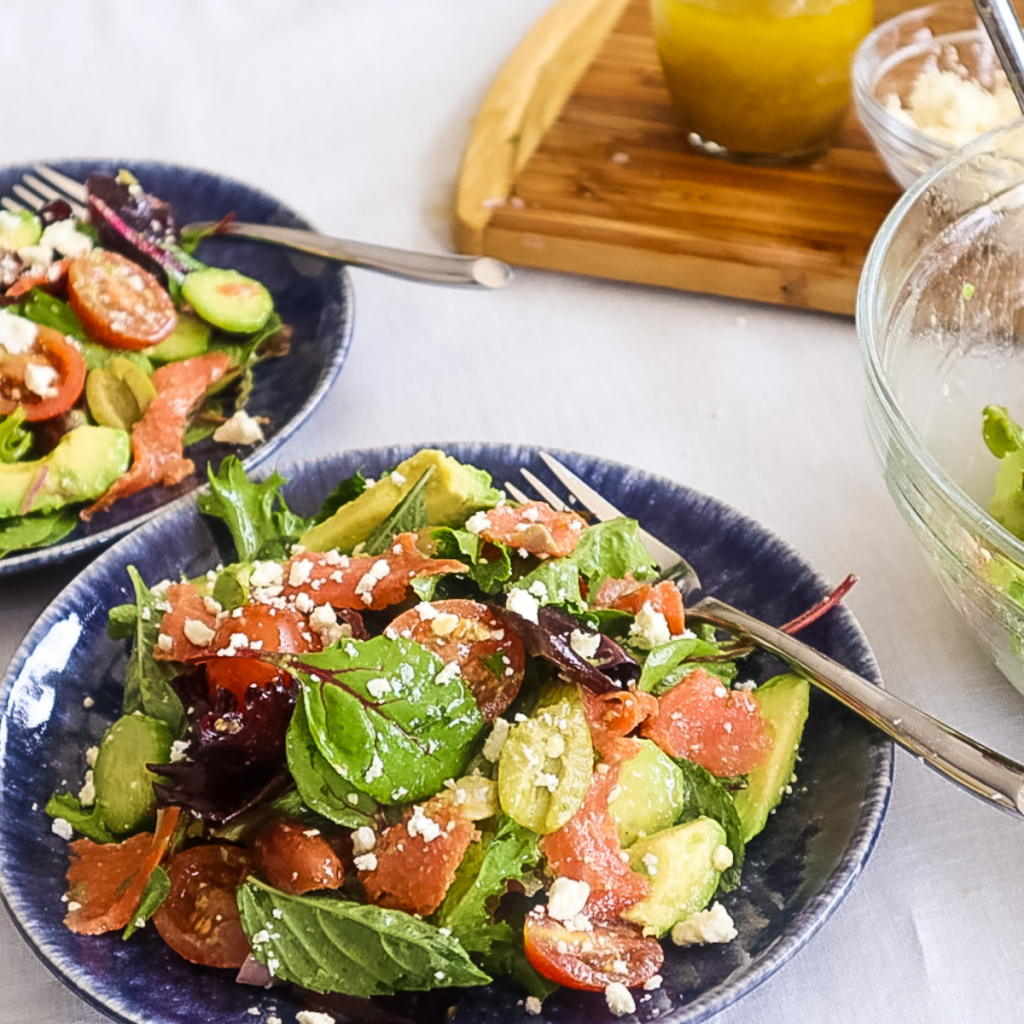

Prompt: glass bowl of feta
[
  {"left": 859, "top": 115, "right": 1024, "bottom": 694},
  {"left": 852, "top": 0, "right": 1023, "bottom": 189}
]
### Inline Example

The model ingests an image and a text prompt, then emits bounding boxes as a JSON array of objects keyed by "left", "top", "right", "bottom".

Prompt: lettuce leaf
[
  {"left": 238, "top": 878, "right": 492, "bottom": 996},
  {"left": 0, "top": 507, "right": 78, "bottom": 557},
  {"left": 637, "top": 635, "right": 738, "bottom": 694},
  {"left": 432, "top": 527, "right": 512, "bottom": 594}
]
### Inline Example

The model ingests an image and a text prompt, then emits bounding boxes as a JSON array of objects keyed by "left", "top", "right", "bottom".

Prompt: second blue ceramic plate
[
  {"left": 0, "top": 157, "right": 354, "bottom": 576},
  {"left": 0, "top": 443, "right": 892, "bottom": 1024}
]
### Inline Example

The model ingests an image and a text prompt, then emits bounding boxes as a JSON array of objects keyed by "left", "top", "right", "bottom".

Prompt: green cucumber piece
[
  {"left": 732, "top": 673, "right": 810, "bottom": 842},
  {"left": 0, "top": 209, "right": 42, "bottom": 250},
  {"left": 147, "top": 311, "right": 211, "bottom": 363},
  {"left": 182, "top": 267, "right": 273, "bottom": 334},
  {"left": 608, "top": 739, "right": 685, "bottom": 847}
]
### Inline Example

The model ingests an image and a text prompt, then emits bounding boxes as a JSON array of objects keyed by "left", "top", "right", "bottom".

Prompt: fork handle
[
  {"left": 691, "top": 595, "right": 1024, "bottom": 819},
  {"left": 191, "top": 221, "right": 511, "bottom": 288}
]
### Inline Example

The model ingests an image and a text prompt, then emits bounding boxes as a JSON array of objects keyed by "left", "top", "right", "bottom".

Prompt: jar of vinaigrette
[{"left": 650, "top": 0, "right": 873, "bottom": 163}]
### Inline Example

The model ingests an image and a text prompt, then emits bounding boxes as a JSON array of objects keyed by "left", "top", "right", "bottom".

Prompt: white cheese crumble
[
  {"left": 353, "top": 853, "right": 378, "bottom": 872},
  {"left": 482, "top": 718, "right": 510, "bottom": 762},
  {"left": 415, "top": 601, "right": 439, "bottom": 620},
  {"left": 524, "top": 995, "right": 543, "bottom": 1015},
  {"left": 407, "top": 805, "right": 442, "bottom": 842},
  {"left": 366, "top": 677, "right": 392, "bottom": 700},
  {"left": 547, "top": 877, "right": 590, "bottom": 922},
  {"left": 251, "top": 560, "right": 284, "bottom": 588},
  {"left": 670, "top": 901, "right": 738, "bottom": 946},
  {"left": 212, "top": 409, "right": 265, "bottom": 445},
  {"left": 169, "top": 739, "right": 190, "bottom": 763},
  {"left": 51, "top": 817, "right": 73, "bottom": 841},
  {"left": 464, "top": 511, "right": 492, "bottom": 535},
  {"left": 351, "top": 825, "right": 376, "bottom": 854},
  {"left": 77, "top": 770, "right": 96, "bottom": 808},
  {"left": 40, "top": 218, "right": 93, "bottom": 257},
  {"left": 296, "top": 1012, "right": 337, "bottom": 1024},
  {"left": 0, "top": 310, "right": 38, "bottom": 354},
  {"left": 711, "top": 844, "right": 734, "bottom": 871},
  {"left": 506, "top": 587, "right": 540, "bottom": 624},
  {"left": 569, "top": 628, "right": 601, "bottom": 659},
  {"left": 289, "top": 559, "right": 314, "bottom": 587},
  {"left": 183, "top": 619, "right": 216, "bottom": 647},
  {"left": 604, "top": 982, "right": 636, "bottom": 1017},
  {"left": 24, "top": 361, "right": 59, "bottom": 398},
  {"left": 436, "top": 660, "right": 461, "bottom": 685},
  {"left": 629, "top": 602, "right": 671, "bottom": 649}
]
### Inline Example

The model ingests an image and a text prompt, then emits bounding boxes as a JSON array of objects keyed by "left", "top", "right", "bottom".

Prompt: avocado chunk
[
  {"left": 0, "top": 208, "right": 42, "bottom": 251},
  {"left": 622, "top": 817, "right": 730, "bottom": 937},
  {"left": 733, "top": 673, "right": 810, "bottom": 842},
  {"left": 147, "top": 311, "right": 211, "bottom": 364},
  {"left": 93, "top": 713, "right": 173, "bottom": 835},
  {"left": 301, "top": 448, "right": 502, "bottom": 553},
  {"left": 608, "top": 739, "right": 685, "bottom": 847},
  {"left": 86, "top": 357, "right": 156, "bottom": 431},
  {"left": 182, "top": 267, "right": 274, "bottom": 334},
  {"left": 0, "top": 424, "right": 131, "bottom": 518}
]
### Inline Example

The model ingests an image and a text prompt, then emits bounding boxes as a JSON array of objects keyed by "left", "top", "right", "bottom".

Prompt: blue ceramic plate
[
  {"left": 0, "top": 158, "right": 354, "bottom": 577},
  {"left": 0, "top": 443, "right": 892, "bottom": 1024}
]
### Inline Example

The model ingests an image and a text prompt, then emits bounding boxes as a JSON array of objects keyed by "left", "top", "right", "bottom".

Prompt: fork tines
[{"left": 2, "top": 165, "right": 89, "bottom": 220}]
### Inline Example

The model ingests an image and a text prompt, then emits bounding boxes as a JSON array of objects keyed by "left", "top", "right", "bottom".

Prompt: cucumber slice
[
  {"left": 608, "top": 739, "right": 685, "bottom": 847},
  {"left": 622, "top": 817, "right": 729, "bottom": 937},
  {"left": 732, "top": 673, "right": 810, "bottom": 842},
  {"left": 182, "top": 267, "right": 273, "bottom": 334},
  {"left": 0, "top": 208, "right": 42, "bottom": 250},
  {"left": 147, "top": 311, "right": 211, "bottom": 363}
]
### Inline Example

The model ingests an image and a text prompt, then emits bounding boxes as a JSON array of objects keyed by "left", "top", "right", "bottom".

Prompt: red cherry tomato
[
  {"left": 153, "top": 844, "right": 253, "bottom": 969},
  {"left": 67, "top": 249, "right": 176, "bottom": 350},
  {"left": 387, "top": 599, "right": 524, "bottom": 720},
  {"left": 254, "top": 819, "right": 348, "bottom": 895},
  {"left": 205, "top": 603, "right": 317, "bottom": 702},
  {"left": 0, "top": 324, "right": 86, "bottom": 421},
  {"left": 523, "top": 910, "right": 664, "bottom": 991}
]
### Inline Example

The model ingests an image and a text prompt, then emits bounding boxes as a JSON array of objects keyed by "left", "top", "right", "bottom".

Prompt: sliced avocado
[
  {"left": 0, "top": 208, "right": 42, "bottom": 250},
  {"left": 182, "top": 267, "right": 273, "bottom": 334},
  {"left": 733, "top": 673, "right": 810, "bottom": 842},
  {"left": 0, "top": 424, "right": 131, "bottom": 518},
  {"left": 608, "top": 739, "right": 685, "bottom": 848},
  {"left": 147, "top": 311, "right": 211, "bottom": 364},
  {"left": 301, "top": 448, "right": 503, "bottom": 553},
  {"left": 86, "top": 357, "right": 156, "bottom": 431},
  {"left": 622, "top": 817, "right": 729, "bottom": 937},
  {"left": 92, "top": 713, "right": 173, "bottom": 835}
]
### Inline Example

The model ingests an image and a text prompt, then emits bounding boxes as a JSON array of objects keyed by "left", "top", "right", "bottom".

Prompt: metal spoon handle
[
  {"left": 188, "top": 221, "right": 512, "bottom": 288},
  {"left": 692, "top": 595, "right": 1024, "bottom": 818},
  {"left": 972, "top": 0, "right": 1024, "bottom": 110}
]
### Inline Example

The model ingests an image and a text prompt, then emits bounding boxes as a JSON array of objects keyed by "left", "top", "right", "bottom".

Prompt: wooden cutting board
[{"left": 454, "top": 0, "right": 911, "bottom": 316}]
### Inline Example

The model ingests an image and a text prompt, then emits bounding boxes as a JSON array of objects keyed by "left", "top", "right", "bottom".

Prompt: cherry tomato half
[
  {"left": 0, "top": 324, "right": 86, "bottom": 421},
  {"left": 523, "top": 909, "right": 664, "bottom": 991},
  {"left": 388, "top": 599, "right": 524, "bottom": 721},
  {"left": 204, "top": 603, "right": 317, "bottom": 702},
  {"left": 153, "top": 843, "right": 253, "bottom": 969},
  {"left": 67, "top": 249, "right": 176, "bottom": 350},
  {"left": 254, "top": 819, "right": 349, "bottom": 895}
]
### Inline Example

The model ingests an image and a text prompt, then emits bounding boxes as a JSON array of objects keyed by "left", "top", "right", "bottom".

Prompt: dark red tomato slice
[
  {"left": 642, "top": 666, "right": 773, "bottom": 776},
  {"left": 523, "top": 910, "right": 663, "bottom": 991},
  {"left": 359, "top": 797, "right": 477, "bottom": 916},
  {"left": 475, "top": 501, "right": 587, "bottom": 557},
  {"left": 153, "top": 843, "right": 253, "bottom": 969},
  {"left": 205, "top": 603, "right": 317, "bottom": 702},
  {"left": 539, "top": 768, "right": 651, "bottom": 919},
  {"left": 254, "top": 819, "right": 348, "bottom": 895},
  {"left": 387, "top": 599, "right": 524, "bottom": 720},
  {"left": 67, "top": 249, "right": 176, "bottom": 350},
  {"left": 0, "top": 324, "right": 86, "bottom": 421}
]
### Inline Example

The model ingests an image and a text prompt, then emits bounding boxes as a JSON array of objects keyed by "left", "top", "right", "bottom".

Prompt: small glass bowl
[
  {"left": 858, "top": 118, "right": 1024, "bottom": 694},
  {"left": 852, "top": 0, "right": 1017, "bottom": 188}
]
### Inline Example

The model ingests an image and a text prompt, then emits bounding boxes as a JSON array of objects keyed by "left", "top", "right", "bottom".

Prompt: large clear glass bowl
[{"left": 858, "top": 118, "right": 1024, "bottom": 691}]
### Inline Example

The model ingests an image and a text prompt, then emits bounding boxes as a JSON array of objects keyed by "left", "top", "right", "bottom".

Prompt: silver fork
[
  {"left": 7, "top": 165, "right": 511, "bottom": 289},
  {"left": 511, "top": 451, "right": 1024, "bottom": 820}
]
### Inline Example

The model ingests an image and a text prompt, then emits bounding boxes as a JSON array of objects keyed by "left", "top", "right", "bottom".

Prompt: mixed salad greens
[
  {"left": 0, "top": 169, "right": 288, "bottom": 560},
  {"left": 46, "top": 449, "right": 814, "bottom": 1018}
]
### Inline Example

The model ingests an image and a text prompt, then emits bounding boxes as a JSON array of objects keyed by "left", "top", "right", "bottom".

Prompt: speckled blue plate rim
[
  {"left": 0, "top": 442, "right": 894, "bottom": 1024},
  {"left": 0, "top": 156, "right": 355, "bottom": 577}
]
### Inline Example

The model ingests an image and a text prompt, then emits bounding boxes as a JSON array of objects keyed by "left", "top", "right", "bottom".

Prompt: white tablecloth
[{"left": 2, "top": 3, "right": 1022, "bottom": 1022}]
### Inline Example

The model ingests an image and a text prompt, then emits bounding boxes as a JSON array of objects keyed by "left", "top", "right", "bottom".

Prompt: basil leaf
[
  {"left": 282, "top": 636, "right": 485, "bottom": 803},
  {"left": 121, "top": 566, "right": 185, "bottom": 736},
  {"left": 285, "top": 700, "right": 378, "bottom": 827},
  {"left": 106, "top": 602, "right": 138, "bottom": 640},
  {"left": 672, "top": 758, "right": 745, "bottom": 892},
  {"left": 363, "top": 465, "right": 433, "bottom": 556},
  {"left": 197, "top": 456, "right": 308, "bottom": 561},
  {"left": 238, "top": 879, "right": 492, "bottom": 996},
  {"left": 122, "top": 865, "right": 170, "bottom": 939}
]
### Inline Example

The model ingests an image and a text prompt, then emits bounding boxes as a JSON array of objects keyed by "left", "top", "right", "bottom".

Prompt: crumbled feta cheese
[
  {"left": 643, "top": 974, "right": 663, "bottom": 991},
  {"left": 629, "top": 602, "right": 671, "bottom": 649},
  {"left": 40, "top": 218, "right": 93, "bottom": 257},
  {"left": 296, "top": 1012, "right": 337, "bottom": 1024},
  {"left": 547, "top": 877, "right": 590, "bottom": 922},
  {"left": 366, "top": 677, "right": 392, "bottom": 699},
  {"left": 711, "top": 844, "right": 734, "bottom": 871},
  {"left": 506, "top": 587, "right": 540, "bottom": 623},
  {"left": 569, "top": 628, "right": 601, "bottom": 659},
  {"left": 415, "top": 601, "right": 439, "bottom": 620},
  {"left": 604, "top": 982, "right": 636, "bottom": 1017},
  {"left": 77, "top": 770, "right": 96, "bottom": 808},
  {"left": 390, "top": 470, "right": 406, "bottom": 486},
  {"left": 670, "top": 901, "right": 738, "bottom": 946},
  {"left": 24, "top": 361, "right": 59, "bottom": 398},
  {"left": 642, "top": 852, "right": 659, "bottom": 876},
  {"left": 351, "top": 826, "right": 376, "bottom": 854},
  {"left": 407, "top": 805, "right": 442, "bottom": 842},
  {"left": 169, "top": 739, "right": 190, "bottom": 763},
  {"left": 212, "top": 410, "right": 265, "bottom": 445},
  {"left": 183, "top": 618, "right": 216, "bottom": 647},
  {"left": 353, "top": 853, "right": 378, "bottom": 872},
  {"left": 482, "top": 718, "right": 510, "bottom": 762},
  {"left": 0, "top": 310, "right": 38, "bottom": 354},
  {"left": 464, "top": 511, "right": 492, "bottom": 534},
  {"left": 51, "top": 817, "right": 73, "bottom": 841},
  {"left": 364, "top": 752, "right": 384, "bottom": 782},
  {"left": 251, "top": 560, "right": 284, "bottom": 588},
  {"left": 535, "top": 772, "right": 559, "bottom": 792},
  {"left": 524, "top": 996, "right": 543, "bottom": 1015},
  {"left": 436, "top": 660, "right": 461, "bottom": 685},
  {"left": 289, "top": 559, "right": 314, "bottom": 587}
]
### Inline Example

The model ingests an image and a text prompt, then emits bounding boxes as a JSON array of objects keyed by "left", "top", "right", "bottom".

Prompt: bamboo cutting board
[{"left": 454, "top": 0, "right": 910, "bottom": 316}]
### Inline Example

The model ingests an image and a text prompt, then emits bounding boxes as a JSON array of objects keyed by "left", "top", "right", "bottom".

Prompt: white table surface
[{"left": 2, "top": 2, "right": 1023, "bottom": 1023}]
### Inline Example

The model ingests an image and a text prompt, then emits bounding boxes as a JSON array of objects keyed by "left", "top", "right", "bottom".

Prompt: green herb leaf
[
  {"left": 0, "top": 507, "right": 79, "bottom": 558},
  {"left": 672, "top": 758, "right": 745, "bottom": 892},
  {"left": 0, "top": 407, "right": 32, "bottom": 463},
  {"left": 983, "top": 404, "right": 1024, "bottom": 459},
  {"left": 122, "top": 865, "right": 170, "bottom": 939},
  {"left": 238, "top": 878, "right": 492, "bottom": 996},
  {"left": 285, "top": 700, "right": 379, "bottom": 827},
  {"left": 637, "top": 636, "right": 738, "bottom": 695},
  {"left": 363, "top": 465, "right": 434, "bottom": 556},
  {"left": 283, "top": 636, "right": 485, "bottom": 804},
  {"left": 43, "top": 792, "right": 114, "bottom": 844},
  {"left": 197, "top": 456, "right": 308, "bottom": 561},
  {"left": 309, "top": 469, "right": 368, "bottom": 527},
  {"left": 18, "top": 290, "right": 86, "bottom": 339},
  {"left": 432, "top": 527, "right": 512, "bottom": 594}
]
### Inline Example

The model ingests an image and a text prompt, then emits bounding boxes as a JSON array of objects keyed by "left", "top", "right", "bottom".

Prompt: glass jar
[{"left": 651, "top": 0, "right": 874, "bottom": 163}]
